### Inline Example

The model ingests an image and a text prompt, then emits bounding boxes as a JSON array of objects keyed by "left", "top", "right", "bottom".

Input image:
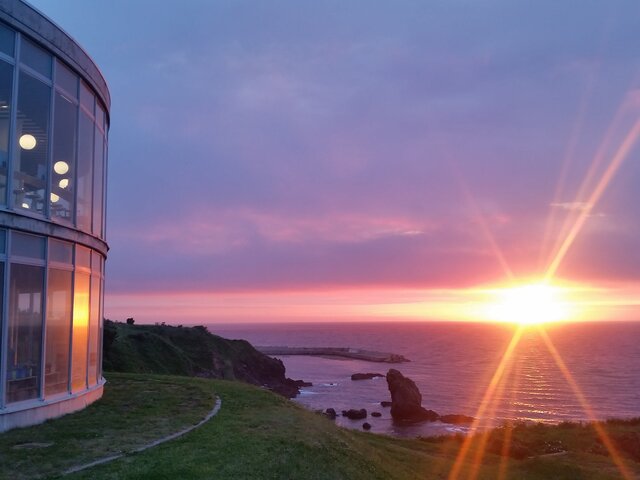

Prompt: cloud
[
  {"left": 550, "top": 202, "right": 591, "bottom": 211},
  {"left": 28, "top": 0, "right": 640, "bottom": 303}
]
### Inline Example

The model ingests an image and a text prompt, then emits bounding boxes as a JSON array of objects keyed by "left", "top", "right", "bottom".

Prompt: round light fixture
[
  {"left": 50, "top": 193, "right": 60, "bottom": 203},
  {"left": 54, "top": 161, "right": 69, "bottom": 175},
  {"left": 21, "top": 202, "right": 29, "bottom": 209},
  {"left": 59, "top": 178, "right": 69, "bottom": 189},
  {"left": 19, "top": 134, "right": 37, "bottom": 150}
]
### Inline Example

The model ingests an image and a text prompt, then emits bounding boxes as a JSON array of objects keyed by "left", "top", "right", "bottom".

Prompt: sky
[{"left": 29, "top": 0, "right": 640, "bottom": 323}]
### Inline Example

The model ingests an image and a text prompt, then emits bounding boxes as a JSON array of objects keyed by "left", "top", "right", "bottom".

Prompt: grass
[
  {"left": 1, "top": 373, "right": 639, "bottom": 479},
  {"left": 0, "top": 373, "right": 216, "bottom": 480}
]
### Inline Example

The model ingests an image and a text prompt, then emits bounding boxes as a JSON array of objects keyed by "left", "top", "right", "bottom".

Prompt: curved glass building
[{"left": 0, "top": 1, "right": 109, "bottom": 431}]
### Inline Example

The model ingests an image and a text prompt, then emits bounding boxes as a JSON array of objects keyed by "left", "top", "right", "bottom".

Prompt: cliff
[{"left": 102, "top": 320, "right": 306, "bottom": 397}]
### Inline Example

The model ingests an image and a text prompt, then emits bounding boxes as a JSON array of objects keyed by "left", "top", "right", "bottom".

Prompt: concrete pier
[{"left": 256, "top": 346, "right": 409, "bottom": 363}]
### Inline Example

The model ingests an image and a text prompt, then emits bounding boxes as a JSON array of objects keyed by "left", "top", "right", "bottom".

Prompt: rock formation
[
  {"left": 351, "top": 373, "right": 384, "bottom": 380},
  {"left": 342, "top": 408, "right": 368, "bottom": 420},
  {"left": 386, "top": 369, "right": 439, "bottom": 422},
  {"left": 439, "top": 414, "right": 475, "bottom": 425}
]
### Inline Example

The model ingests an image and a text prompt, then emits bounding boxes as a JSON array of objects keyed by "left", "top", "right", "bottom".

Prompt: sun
[{"left": 484, "top": 282, "right": 573, "bottom": 325}]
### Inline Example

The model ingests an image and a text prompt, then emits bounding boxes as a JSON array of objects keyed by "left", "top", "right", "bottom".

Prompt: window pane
[
  {"left": 45, "top": 268, "right": 72, "bottom": 396},
  {"left": 76, "top": 112, "right": 93, "bottom": 231},
  {"left": 0, "top": 60, "right": 13, "bottom": 204},
  {"left": 88, "top": 275, "right": 100, "bottom": 385},
  {"left": 92, "top": 127, "right": 104, "bottom": 236},
  {"left": 20, "top": 38, "right": 51, "bottom": 78},
  {"left": 71, "top": 271, "right": 89, "bottom": 392},
  {"left": 51, "top": 92, "right": 77, "bottom": 222},
  {"left": 55, "top": 60, "right": 77, "bottom": 98},
  {"left": 49, "top": 238, "right": 72, "bottom": 264},
  {"left": 6, "top": 263, "right": 44, "bottom": 403},
  {"left": 11, "top": 231, "right": 45, "bottom": 259},
  {"left": 0, "top": 263, "right": 3, "bottom": 392},
  {"left": 0, "top": 229, "right": 5, "bottom": 253},
  {"left": 91, "top": 250, "right": 103, "bottom": 274},
  {"left": 14, "top": 73, "right": 50, "bottom": 214},
  {"left": 96, "top": 102, "right": 105, "bottom": 131},
  {"left": 79, "top": 81, "right": 94, "bottom": 114},
  {"left": 0, "top": 22, "right": 14, "bottom": 57},
  {"left": 75, "top": 245, "right": 90, "bottom": 269}
]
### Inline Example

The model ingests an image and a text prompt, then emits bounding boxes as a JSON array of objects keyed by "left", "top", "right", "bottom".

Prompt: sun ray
[
  {"left": 450, "top": 162, "right": 514, "bottom": 281},
  {"left": 544, "top": 100, "right": 630, "bottom": 269},
  {"left": 447, "top": 326, "right": 524, "bottom": 480},
  {"left": 537, "top": 326, "right": 634, "bottom": 480},
  {"left": 545, "top": 117, "right": 640, "bottom": 280},
  {"left": 538, "top": 41, "right": 605, "bottom": 269},
  {"left": 497, "top": 352, "right": 524, "bottom": 480},
  {"left": 468, "top": 349, "right": 515, "bottom": 480}
]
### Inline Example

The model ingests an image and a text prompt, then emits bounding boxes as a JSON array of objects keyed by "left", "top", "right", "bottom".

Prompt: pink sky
[{"left": 32, "top": 0, "right": 640, "bottom": 324}]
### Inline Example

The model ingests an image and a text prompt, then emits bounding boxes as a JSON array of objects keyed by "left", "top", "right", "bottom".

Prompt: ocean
[{"left": 209, "top": 321, "right": 640, "bottom": 438}]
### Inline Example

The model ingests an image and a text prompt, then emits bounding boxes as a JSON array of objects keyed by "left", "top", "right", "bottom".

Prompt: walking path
[{"left": 63, "top": 396, "right": 222, "bottom": 475}]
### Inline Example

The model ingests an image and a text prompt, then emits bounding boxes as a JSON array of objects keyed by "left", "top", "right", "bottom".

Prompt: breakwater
[{"left": 256, "top": 346, "right": 409, "bottom": 363}]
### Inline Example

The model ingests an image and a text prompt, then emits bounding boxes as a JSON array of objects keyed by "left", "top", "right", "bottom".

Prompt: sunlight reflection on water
[{"left": 211, "top": 322, "right": 640, "bottom": 437}]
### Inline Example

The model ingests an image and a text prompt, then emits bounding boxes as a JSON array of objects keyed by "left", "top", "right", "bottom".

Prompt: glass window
[
  {"left": 71, "top": 271, "right": 89, "bottom": 392},
  {"left": 96, "top": 102, "right": 105, "bottom": 131},
  {"left": 76, "top": 112, "right": 93, "bottom": 231},
  {"left": 6, "top": 263, "right": 44, "bottom": 403},
  {"left": 76, "top": 245, "right": 90, "bottom": 269},
  {"left": 51, "top": 92, "right": 77, "bottom": 222},
  {"left": 20, "top": 38, "right": 51, "bottom": 78},
  {"left": 91, "top": 250, "right": 102, "bottom": 274},
  {"left": 45, "top": 268, "right": 72, "bottom": 396},
  {"left": 88, "top": 275, "right": 100, "bottom": 385},
  {"left": 49, "top": 239, "right": 73, "bottom": 264},
  {"left": 0, "top": 60, "right": 13, "bottom": 204},
  {"left": 11, "top": 232, "right": 45, "bottom": 259},
  {"left": 14, "top": 73, "right": 51, "bottom": 214},
  {"left": 0, "top": 22, "right": 14, "bottom": 57},
  {"left": 0, "top": 229, "right": 5, "bottom": 253},
  {"left": 55, "top": 60, "right": 77, "bottom": 98},
  {"left": 79, "top": 81, "right": 94, "bottom": 115},
  {"left": 92, "top": 127, "right": 104, "bottom": 236}
]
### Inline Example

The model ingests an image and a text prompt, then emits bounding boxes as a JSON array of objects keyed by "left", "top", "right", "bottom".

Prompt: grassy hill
[
  {"left": 1, "top": 373, "right": 637, "bottom": 479},
  {"left": 2, "top": 323, "right": 637, "bottom": 479},
  {"left": 102, "top": 320, "right": 305, "bottom": 397}
]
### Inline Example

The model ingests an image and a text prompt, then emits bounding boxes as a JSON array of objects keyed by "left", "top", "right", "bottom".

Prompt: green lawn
[
  {"left": 0, "top": 373, "right": 638, "bottom": 480},
  {"left": 0, "top": 373, "right": 216, "bottom": 480}
]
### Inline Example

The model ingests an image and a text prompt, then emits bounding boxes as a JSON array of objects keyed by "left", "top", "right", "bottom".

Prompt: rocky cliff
[{"left": 102, "top": 320, "right": 307, "bottom": 397}]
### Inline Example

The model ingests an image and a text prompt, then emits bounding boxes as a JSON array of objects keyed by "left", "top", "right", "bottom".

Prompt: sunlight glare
[{"left": 484, "top": 283, "right": 572, "bottom": 325}]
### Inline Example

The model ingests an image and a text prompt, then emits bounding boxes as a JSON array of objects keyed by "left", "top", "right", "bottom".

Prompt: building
[{"left": 0, "top": 1, "right": 109, "bottom": 431}]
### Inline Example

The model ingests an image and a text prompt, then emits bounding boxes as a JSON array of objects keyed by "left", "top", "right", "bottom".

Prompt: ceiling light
[
  {"left": 19, "top": 134, "right": 37, "bottom": 150},
  {"left": 54, "top": 161, "right": 69, "bottom": 174}
]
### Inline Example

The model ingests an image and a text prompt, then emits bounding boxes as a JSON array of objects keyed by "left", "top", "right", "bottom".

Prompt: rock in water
[
  {"left": 325, "top": 408, "right": 337, "bottom": 419},
  {"left": 362, "top": 422, "right": 372, "bottom": 430},
  {"left": 386, "top": 369, "right": 439, "bottom": 422},
  {"left": 440, "top": 414, "right": 475, "bottom": 425},
  {"left": 342, "top": 409, "right": 368, "bottom": 420},
  {"left": 351, "top": 373, "right": 384, "bottom": 381}
]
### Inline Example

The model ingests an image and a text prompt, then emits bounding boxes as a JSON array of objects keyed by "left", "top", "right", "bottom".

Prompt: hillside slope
[{"left": 102, "top": 320, "right": 306, "bottom": 397}]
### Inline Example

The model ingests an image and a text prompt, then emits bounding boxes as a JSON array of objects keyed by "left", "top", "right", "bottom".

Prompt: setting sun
[{"left": 484, "top": 283, "right": 574, "bottom": 325}]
